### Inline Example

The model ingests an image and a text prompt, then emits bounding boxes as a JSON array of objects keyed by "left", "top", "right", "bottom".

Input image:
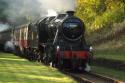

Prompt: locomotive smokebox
[{"left": 66, "top": 11, "right": 75, "bottom": 16}]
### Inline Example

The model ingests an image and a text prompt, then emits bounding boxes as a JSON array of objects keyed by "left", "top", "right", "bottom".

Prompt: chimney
[{"left": 66, "top": 11, "right": 75, "bottom": 16}]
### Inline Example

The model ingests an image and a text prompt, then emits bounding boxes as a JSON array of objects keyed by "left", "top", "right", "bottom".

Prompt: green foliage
[
  {"left": 91, "top": 0, "right": 125, "bottom": 30},
  {"left": 76, "top": 0, "right": 99, "bottom": 29},
  {"left": 76, "top": 0, "right": 125, "bottom": 32}
]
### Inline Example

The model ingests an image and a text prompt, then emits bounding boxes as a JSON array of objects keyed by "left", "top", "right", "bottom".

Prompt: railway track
[{"left": 62, "top": 71, "right": 124, "bottom": 83}]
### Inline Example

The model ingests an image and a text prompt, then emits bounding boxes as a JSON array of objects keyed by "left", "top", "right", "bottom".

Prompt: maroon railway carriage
[{"left": 13, "top": 25, "right": 29, "bottom": 55}]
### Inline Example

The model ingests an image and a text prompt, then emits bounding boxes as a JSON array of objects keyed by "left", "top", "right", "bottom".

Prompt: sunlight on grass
[
  {"left": 16, "top": 73, "right": 71, "bottom": 82},
  {"left": 0, "top": 58, "right": 27, "bottom": 61},
  {"left": 0, "top": 52, "right": 76, "bottom": 83}
]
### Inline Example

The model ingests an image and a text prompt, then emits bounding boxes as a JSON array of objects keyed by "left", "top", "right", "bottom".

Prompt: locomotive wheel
[
  {"left": 56, "top": 58, "right": 63, "bottom": 70},
  {"left": 14, "top": 46, "right": 21, "bottom": 56},
  {"left": 32, "top": 49, "right": 38, "bottom": 62},
  {"left": 44, "top": 45, "right": 56, "bottom": 66},
  {"left": 43, "top": 49, "right": 50, "bottom": 65},
  {"left": 46, "top": 47, "right": 52, "bottom": 65},
  {"left": 24, "top": 49, "right": 29, "bottom": 59},
  {"left": 26, "top": 48, "right": 31, "bottom": 60},
  {"left": 27, "top": 48, "right": 35, "bottom": 61},
  {"left": 38, "top": 51, "right": 44, "bottom": 62},
  {"left": 22, "top": 48, "right": 26, "bottom": 58},
  {"left": 88, "top": 52, "right": 94, "bottom": 64},
  {"left": 33, "top": 49, "right": 38, "bottom": 61},
  {"left": 35, "top": 50, "right": 41, "bottom": 62}
]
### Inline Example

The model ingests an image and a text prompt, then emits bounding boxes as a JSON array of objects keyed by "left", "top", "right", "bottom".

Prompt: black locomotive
[{"left": 0, "top": 11, "right": 91, "bottom": 71}]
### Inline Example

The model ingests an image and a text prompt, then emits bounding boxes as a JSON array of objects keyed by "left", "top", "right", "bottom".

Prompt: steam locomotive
[{"left": 0, "top": 11, "right": 91, "bottom": 71}]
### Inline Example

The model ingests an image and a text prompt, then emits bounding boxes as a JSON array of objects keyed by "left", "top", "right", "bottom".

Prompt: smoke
[
  {"left": 38, "top": 0, "right": 76, "bottom": 13},
  {"left": 0, "top": 23, "right": 9, "bottom": 31},
  {"left": 3, "top": 0, "right": 76, "bottom": 25},
  {"left": 4, "top": 0, "right": 43, "bottom": 25},
  {"left": 4, "top": 40, "right": 15, "bottom": 53},
  {"left": 47, "top": 9, "right": 58, "bottom": 17}
]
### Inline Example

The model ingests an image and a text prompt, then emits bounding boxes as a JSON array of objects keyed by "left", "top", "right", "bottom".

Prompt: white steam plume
[
  {"left": 4, "top": 40, "right": 15, "bottom": 53},
  {"left": 47, "top": 9, "right": 58, "bottom": 17},
  {"left": 4, "top": 0, "right": 76, "bottom": 25},
  {"left": 4, "top": 0, "right": 43, "bottom": 24},
  {"left": 38, "top": 0, "right": 76, "bottom": 13},
  {"left": 0, "top": 23, "right": 9, "bottom": 31}
]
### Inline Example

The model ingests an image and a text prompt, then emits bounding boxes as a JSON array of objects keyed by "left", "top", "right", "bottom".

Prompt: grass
[
  {"left": 93, "top": 34, "right": 125, "bottom": 61},
  {"left": 92, "top": 66, "right": 125, "bottom": 81},
  {"left": 0, "top": 52, "right": 76, "bottom": 83},
  {"left": 90, "top": 34, "right": 125, "bottom": 81},
  {"left": 94, "top": 49, "right": 125, "bottom": 61}
]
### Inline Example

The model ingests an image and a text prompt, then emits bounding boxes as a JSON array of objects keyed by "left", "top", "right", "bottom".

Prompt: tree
[{"left": 76, "top": 0, "right": 125, "bottom": 32}]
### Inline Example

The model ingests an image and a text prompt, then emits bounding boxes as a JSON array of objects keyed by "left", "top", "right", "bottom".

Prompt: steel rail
[{"left": 61, "top": 70, "right": 124, "bottom": 83}]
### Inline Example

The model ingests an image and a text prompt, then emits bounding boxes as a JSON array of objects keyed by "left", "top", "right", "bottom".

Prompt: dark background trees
[{"left": 0, "top": 0, "right": 8, "bottom": 23}]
